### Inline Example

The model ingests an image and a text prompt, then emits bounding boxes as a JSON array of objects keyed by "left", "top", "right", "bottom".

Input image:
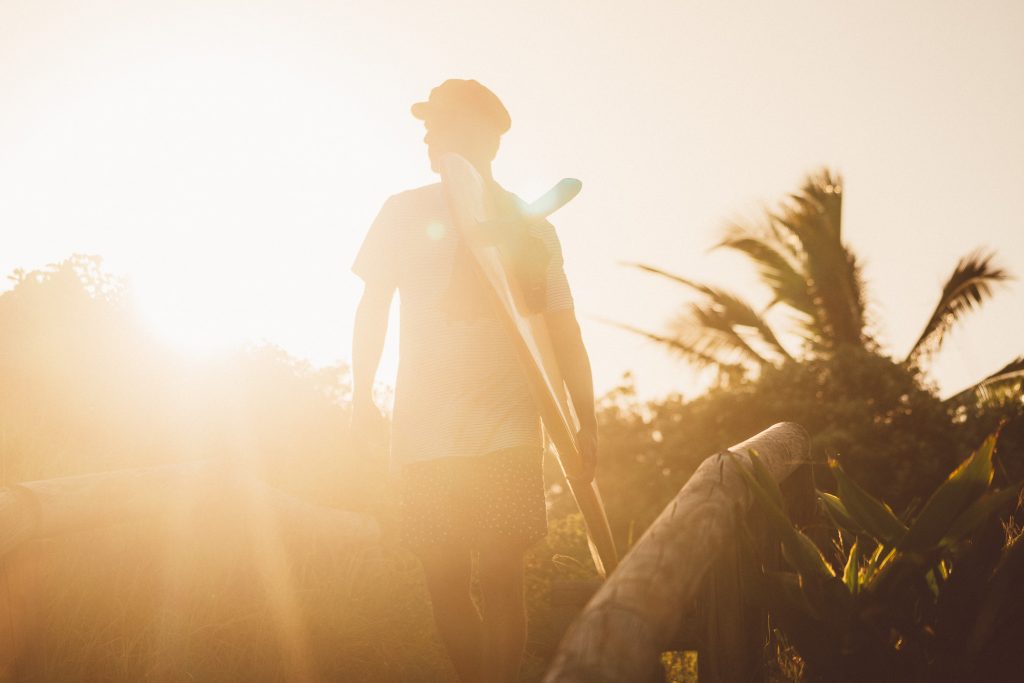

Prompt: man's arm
[
  {"left": 351, "top": 280, "right": 394, "bottom": 446},
  {"left": 546, "top": 308, "right": 598, "bottom": 482}
]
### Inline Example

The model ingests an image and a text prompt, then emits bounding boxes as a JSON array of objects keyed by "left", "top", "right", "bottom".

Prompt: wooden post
[{"left": 544, "top": 422, "right": 812, "bottom": 683}]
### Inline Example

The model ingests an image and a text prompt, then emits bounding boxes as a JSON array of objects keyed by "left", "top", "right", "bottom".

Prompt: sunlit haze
[{"left": 3, "top": 0, "right": 1022, "bottom": 399}]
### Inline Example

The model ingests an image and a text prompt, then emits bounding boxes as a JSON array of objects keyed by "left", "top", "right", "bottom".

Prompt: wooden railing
[
  {"left": 0, "top": 460, "right": 380, "bottom": 678},
  {"left": 1, "top": 424, "right": 811, "bottom": 682},
  {"left": 545, "top": 422, "right": 813, "bottom": 683},
  {"left": 0, "top": 460, "right": 380, "bottom": 559}
]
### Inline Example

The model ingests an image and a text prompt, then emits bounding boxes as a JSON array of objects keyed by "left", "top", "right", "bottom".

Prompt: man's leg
[
  {"left": 416, "top": 545, "right": 483, "bottom": 683},
  {"left": 477, "top": 543, "right": 528, "bottom": 683}
]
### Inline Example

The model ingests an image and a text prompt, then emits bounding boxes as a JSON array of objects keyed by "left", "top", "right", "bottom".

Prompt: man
[{"left": 350, "top": 79, "right": 597, "bottom": 683}]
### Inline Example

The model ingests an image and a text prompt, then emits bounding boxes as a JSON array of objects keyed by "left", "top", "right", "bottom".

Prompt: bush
[{"left": 739, "top": 431, "right": 1024, "bottom": 683}]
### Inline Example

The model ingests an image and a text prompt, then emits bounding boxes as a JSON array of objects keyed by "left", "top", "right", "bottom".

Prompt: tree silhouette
[
  {"left": 0, "top": 254, "right": 357, "bottom": 505},
  {"left": 622, "top": 168, "right": 1014, "bottom": 398}
]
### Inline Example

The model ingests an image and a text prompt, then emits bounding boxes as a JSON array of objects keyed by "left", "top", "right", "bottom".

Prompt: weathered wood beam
[{"left": 544, "top": 422, "right": 811, "bottom": 683}]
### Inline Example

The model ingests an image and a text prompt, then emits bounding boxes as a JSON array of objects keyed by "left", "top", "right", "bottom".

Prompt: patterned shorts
[{"left": 399, "top": 446, "right": 548, "bottom": 551}]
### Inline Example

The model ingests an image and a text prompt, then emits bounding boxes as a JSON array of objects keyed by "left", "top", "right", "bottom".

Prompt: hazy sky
[{"left": 3, "top": 0, "right": 1022, "bottom": 401}]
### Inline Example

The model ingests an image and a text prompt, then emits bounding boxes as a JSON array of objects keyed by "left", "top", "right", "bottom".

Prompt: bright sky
[{"left": 3, "top": 0, "right": 1022, "bottom": 400}]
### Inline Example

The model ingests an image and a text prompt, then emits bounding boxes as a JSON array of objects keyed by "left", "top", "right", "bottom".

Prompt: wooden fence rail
[
  {"left": 1, "top": 425, "right": 811, "bottom": 682},
  {"left": 0, "top": 460, "right": 380, "bottom": 559},
  {"left": 0, "top": 460, "right": 380, "bottom": 679},
  {"left": 544, "top": 421, "right": 813, "bottom": 683}
]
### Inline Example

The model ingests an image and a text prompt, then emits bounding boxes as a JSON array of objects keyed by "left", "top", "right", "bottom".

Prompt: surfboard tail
[{"left": 567, "top": 478, "right": 618, "bottom": 577}]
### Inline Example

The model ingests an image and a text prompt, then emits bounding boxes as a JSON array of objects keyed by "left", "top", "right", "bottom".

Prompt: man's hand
[
  {"left": 571, "top": 422, "right": 598, "bottom": 484},
  {"left": 545, "top": 309, "right": 599, "bottom": 484}
]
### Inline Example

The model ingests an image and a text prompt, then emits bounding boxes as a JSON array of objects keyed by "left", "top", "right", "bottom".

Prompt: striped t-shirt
[{"left": 352, "top": 182, "right": 574, "bottom": 466}]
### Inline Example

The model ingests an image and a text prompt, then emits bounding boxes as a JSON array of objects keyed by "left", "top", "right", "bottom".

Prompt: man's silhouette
[{"left": 350, "top": 79, "right": 597, "bottom": 683}]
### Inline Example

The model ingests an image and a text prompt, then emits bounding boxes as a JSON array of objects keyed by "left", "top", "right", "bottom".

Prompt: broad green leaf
[
  {"left": 925, "top": 566, "right": 943, "bottom": 598},
  {"left": 941, "top": 482, "right": 1023, "bottom": 545},
  {"left": 898, "top": 433, "right": 998, "bottom": 553},
  {"left": 735, "top": 510, "right": 771, "bottom": 586},
  {"left": 760, "top": 570, "right": 820, "bottom": 620},
  {"left": 861, "top": 545, "right": 896, "bottom": 588},
  {"left": 748, "top": 449, "right": 785, "bottom": 511},
  {"left": 843, "top": 540, "right": 860, "bottom": 595},
  {"left": 735, "top": 458, "right": 835, "bottom": 578},
  {"left": 782, "top": 531, "right": 838, "bottom": 581},
  {"left": 868, "top": 542, "right": 886, "bottom": 564},
  {"left": 819, "top": 492, "right": 865, "bottom": 535},
  {"left": 830, "top": 460, "right": 907, "bottom": 546},
  {"left": 864, "top": 551, "right": 930, "bottom": 601}
]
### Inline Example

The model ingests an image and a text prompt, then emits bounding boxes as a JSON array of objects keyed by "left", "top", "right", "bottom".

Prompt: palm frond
[
  {"left": 771, "top": 169, "right": 867, "bottom": 349},
  {"left": 598, "top": 318, "right": 748, "bottom": 379},
  {"left": 906, "top": 249, "right": 1012, "bottom": 362},
  {"left": 665, "top": 305, "right": 762, "bottom": 367},
  {"left": 715, "top": 228, "right": 811, "bottom": 312},
  {"left": 945, "top": 356, "right": 1024, "bottom": 404},
  {"left": 622, "top": 262, "right": 706, "bottom": 292},
  {"left": 624, "top": 262, "right": 793, "bottom": 363},
  {"left": 680, "top": 303, "right": 776, "bottom": 368}
]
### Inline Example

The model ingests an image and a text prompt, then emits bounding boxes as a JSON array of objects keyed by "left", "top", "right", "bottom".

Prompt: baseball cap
[{"left": 411, "top": 79, "right": 511, "bottom": 134}]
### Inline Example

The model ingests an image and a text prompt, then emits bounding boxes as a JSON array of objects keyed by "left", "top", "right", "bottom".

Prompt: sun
[{"left": 28, "top": 46, "right": 408, "bottom": 366}]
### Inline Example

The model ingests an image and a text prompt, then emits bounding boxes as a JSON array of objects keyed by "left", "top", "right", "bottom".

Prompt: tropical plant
[
  {"left": 564, "top": 348, "right": 985, "bottom": 535},
  {"left": 623, "top": 169, "right": 1015, "bottom": 397},
  {"left": 947, "top": 355, "right": 1024, "bottom": 406},
  {"left": 737, "top": 431, "right": 1024, "bottom": 682}
]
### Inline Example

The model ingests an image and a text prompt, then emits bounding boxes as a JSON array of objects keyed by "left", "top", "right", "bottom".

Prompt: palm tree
[
  {"left": 945, "top": 356, "right": 1024, "bottom": 404},
  {"left": 622, "top": 168, "right": 1014, "bottom": 397}
]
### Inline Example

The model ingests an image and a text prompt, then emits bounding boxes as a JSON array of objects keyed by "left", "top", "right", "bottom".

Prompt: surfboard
[{"left": 438, "top": 152, "right": 618, "bottom": 577}]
